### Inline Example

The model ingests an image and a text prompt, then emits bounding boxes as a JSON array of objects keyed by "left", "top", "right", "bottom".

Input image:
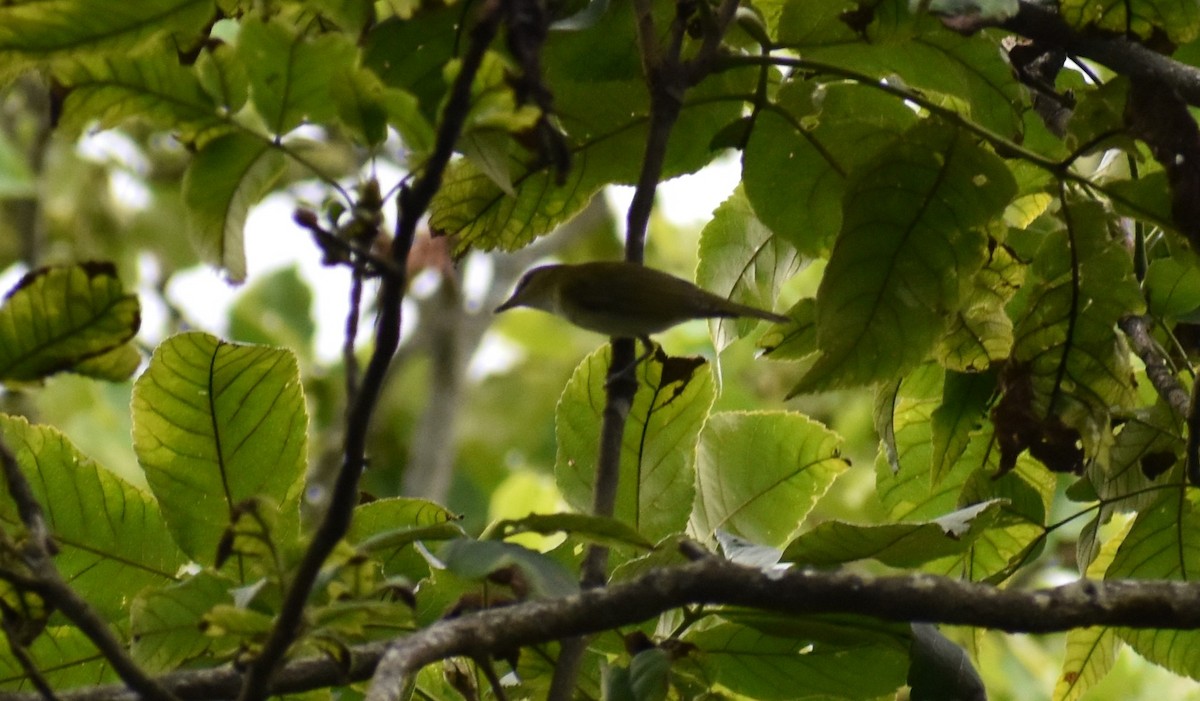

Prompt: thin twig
[
  {"left": 234, "top": 4, "right": 505, "bottom": 700},
  {"left": 0, "top": 612, "right": 60, "bottom": 701}
]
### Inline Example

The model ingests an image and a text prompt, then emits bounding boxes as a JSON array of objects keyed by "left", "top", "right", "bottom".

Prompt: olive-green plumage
[{"left": 494, "top": 261, "right": 788, "bottom": 339}]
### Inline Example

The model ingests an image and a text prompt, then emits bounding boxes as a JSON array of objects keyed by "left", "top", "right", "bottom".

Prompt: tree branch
[
  {"left": 26, "top": 558, "right": 1200, "bottom": 701},
  {"left": 999, "top": 2, "right": 1200, "bottom": 107}
]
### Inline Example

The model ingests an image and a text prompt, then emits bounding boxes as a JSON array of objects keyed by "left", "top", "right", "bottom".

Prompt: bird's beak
[{"left": 494, "top": 295, "right": 518, "bottom": 314}]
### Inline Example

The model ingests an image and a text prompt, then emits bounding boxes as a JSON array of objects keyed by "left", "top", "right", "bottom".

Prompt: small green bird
[{"left": 494, "top": 261, "right": 789, "bottom": 346}]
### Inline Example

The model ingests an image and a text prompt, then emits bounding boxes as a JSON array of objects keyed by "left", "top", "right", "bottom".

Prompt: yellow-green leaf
[
  {"left": 131, "top": 332, "right": 307, "bottom": 563},
  {"left": 0, "top": 263, "right": 140, "bottom": 383}
]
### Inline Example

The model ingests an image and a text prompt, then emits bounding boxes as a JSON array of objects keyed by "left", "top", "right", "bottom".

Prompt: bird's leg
[{"left": 605, "top": 336, "right": 657, "bottom": 387}]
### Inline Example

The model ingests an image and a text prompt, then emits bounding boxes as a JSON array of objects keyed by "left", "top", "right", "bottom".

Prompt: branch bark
[
  {"left": 26, "top": 558, "right": 1200, "bottom": 701},
  {"left": 1000, "top": 2, "right": 1200, "bottom": 107}
]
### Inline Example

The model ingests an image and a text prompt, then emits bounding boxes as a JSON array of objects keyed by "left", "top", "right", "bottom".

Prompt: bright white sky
[{"left": 0, "top": 133, "right": 741, "bottom": 362}]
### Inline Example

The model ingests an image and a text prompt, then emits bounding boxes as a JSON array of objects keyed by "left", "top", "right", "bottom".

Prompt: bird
[{"left": 494, "top": 261, "right": 789, "bottom": 349}]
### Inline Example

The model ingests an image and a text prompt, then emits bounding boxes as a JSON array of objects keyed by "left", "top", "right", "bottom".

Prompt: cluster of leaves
[{"left": 3, "top": 0, "right": 1200, "bottom": 699}]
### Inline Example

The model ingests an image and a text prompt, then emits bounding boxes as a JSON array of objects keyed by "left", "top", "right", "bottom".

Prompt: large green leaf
[
  {"left": 1007, "top": 201, "right": 1144, "bottom": 461},
  {"left": 0, "top": 263, "right": 140, "bottom": 383},
  {"left": 1054, "top": 520, "right": 1128, "bottom": 701},
  {"left": 687, "top": 621, "right": 908, "bottom": 700},
  {"left": 131, "top": 571, "right": 239, "bottom": 673},
  {"left": 556, "top": 348, "right": 715, "bottom": 543},
  {"left": 53, "top": 55, "right": 225, "bottom": 145},
  {"left": 0, "top": 0, "right": 214, "bottom": 72},
  {"left": 696, "top": 188, "right": 802, "bottom": 352},
  {"left": 131, "top": 332, "right": 308, "bottom": 563},
  {"left": 782, "top": 501, "right": 1003, "bottom": 568},
  {"left": 350, "top": 497, "right": 465, "bottom": 580},
  {"left": 182, "top": 132, "right": 286, "bottom": 283},
  {"left": 743, "top": 81, "right": 917, "bottom": 256},
  {"left": 691, "top": 412, "right": 847, "bottom": 548},
  {"left": 803, "top": 10, "right": 1026, "bottom": 138},
  {"left": 432, "top": 67, "right": 752, "bottom": 254},
  {"left": 930, "top": 370, "right": 994, "bottom": 486},
  {"left": 0, "top": 625, "right": 116, "bottom": 691},
  {"left": 1062, "top": 0, "right": 1200, "bottom": 43},
  {"left": 792, "top": 124, "right": 1015, "bottom": 394},
  {"left": 1107, "top": 492, "right": 1200, "bottom": 678},
  {"left": 237, "top": 19, "right": 357, "bottom": 136},
  {"left": 0, "top": 414, "right": 186, "bottom": 623},
  {"left": 874, "top": 364, "right": 967, "bottom": 519}
]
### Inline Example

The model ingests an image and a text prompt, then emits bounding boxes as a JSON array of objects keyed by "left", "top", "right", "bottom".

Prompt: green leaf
[
  {"left": 1055, "top": 626, "right": 1120, "bottom": 701},
  {"left": 1090, "top": 405, "right": 1182, "bottom": 515},
  {"left": 71, "top": 343, "right": 143, "bottom": 382},
  {"left": 362, "top": 8, "right": 461, "bottom": 120},
  {"left": 0, "top": 130, "right": 34, "bottom": 198},
  {"left": 332, "top": 66, "right": 432, "bottom": 151},
  {"left": 131, "top": 571, "right": 239, "bottom": 673},
  {"left": 238, "top": 19, "right": 357, "bottom": 136},
  {"left": 195, "top": 42, "right": 249, "bottom": 116},
  {"left": 0, "top": 414, "right": 186, "bottom": 622},
  {"left": 804, "top": 12, "right": 1026, "bottom": 138},
  {"left": 437, "top": 539, "right": 579, "bottom": 599},
  {"left": 487, "top": 513, "right": 655, "bottom": 550},
  {"left": 630, "top": 648, "right": 670, "bottom": 701},
  {"left": 1145, "top": 256, "right": 1200, "bottom": 318},
  {"left": 792, "top": 124, "right": 1015, "bottom": 393},
  {"left": 696, "top": 187, "right": 802, "bottom": 352},
  {"left": 936, "top": 243, "right": 1025, "bottom": 372},
  {"left": 0, "top": 626, "right": 117, "bottom": 691},
  {"left": 1107, "top": 492, "right": 1200, "bottom": 678},
  {"left": 782, "top": 501, "right": 1003, "bottom": 568},
  {"left": 687, "top": 621, "right": 908, "bottom": 699},
  {"left": 349, "top": 498, "right": 464, "bottom": 579},
  {"left": 131, "top": 332, "right": 307, "bottom": 563},
  {"left": 1062, "top": 0, "right": 1200, "bottom": 43},
  {"left": 930, "top": 370, "right": 994, "bottom": 485},
  {"left": 743, "top": 81, "right": 917, "bottom": 256},
  {"left": 874, "top": 365, "right": 968, "bottom": 519},
  {"left": 432, "top": 68, "right": 750, "bottom": 254},
  {"left": 1008, "top": 201, "right": 1144, "bottom": 459},
  {"left": 0, "top": 263, "right": 140, "bottom": 383},
  {"left": 53, "top": 55, "right": 225, "bottom": 145},
  {"left": 921, "top": 0, "right": 1018, "bottom": 21},
  {"left": 759, "top": 297, "right": 817, "bottom": 359},
  {"left": 0, "top": 0, "right": 214, "bottom": 71},
  {"left": 556, "top": 349, "right": 715, "bottom": 542},
  {"left": 1054, "top": 516, "right": 1129, "bottom": 701},
  {"left": 691, "top": 412, "right": 847, "bottom": 548},
  {"left": 943, "top": 450, "right": 1056, "bottom": 581},
  {"left": 775, "top": 0, "right": 864, "bottom": 45},
  {"left": 182, "top": 132, "right": 286, "bottom": 283}
]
